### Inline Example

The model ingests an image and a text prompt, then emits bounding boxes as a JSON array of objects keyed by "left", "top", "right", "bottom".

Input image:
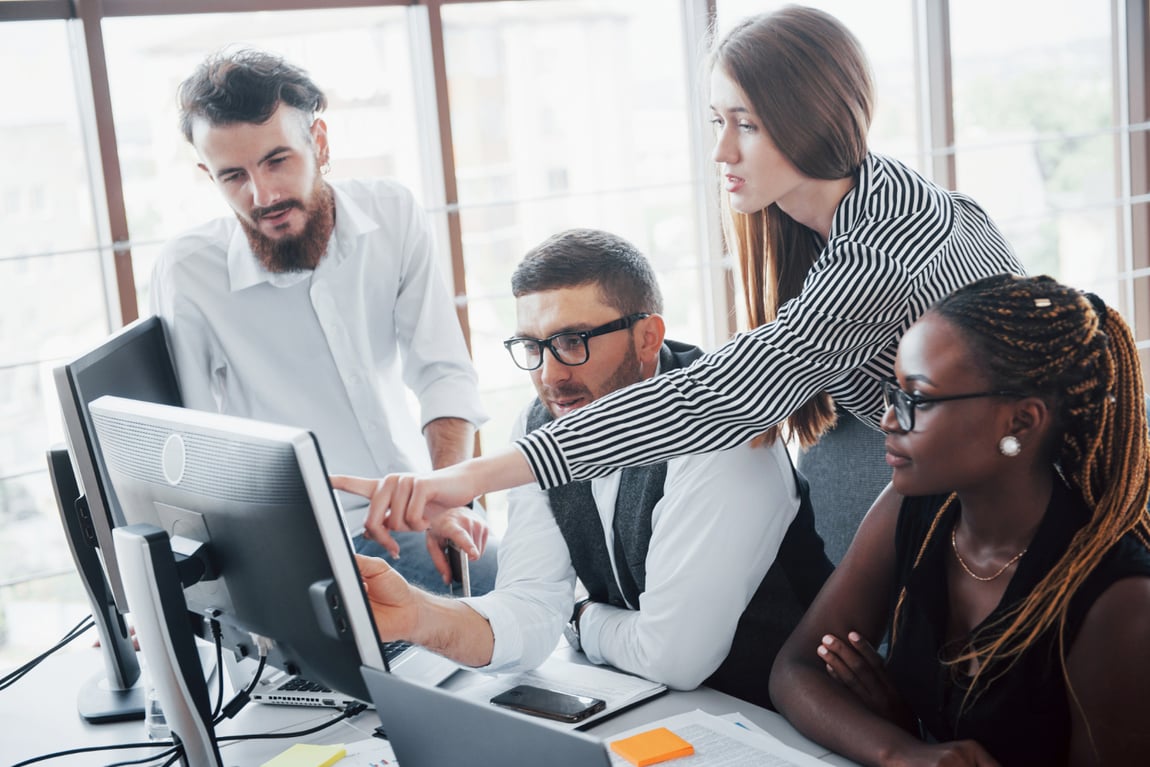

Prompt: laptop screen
[{"left": 361, "top": 665, "right": 611, "bottom": 767}]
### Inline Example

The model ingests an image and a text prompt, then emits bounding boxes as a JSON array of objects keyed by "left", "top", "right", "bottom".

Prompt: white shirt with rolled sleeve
[
  {"left": 151, "top": 178, "right": 486, "bottom": 534},
  {"left": 463, "top": 402, "right": 799, "bottom": 690}
]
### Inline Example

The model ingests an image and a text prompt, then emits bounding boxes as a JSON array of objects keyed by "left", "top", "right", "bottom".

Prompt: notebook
[{"left": 362, "top": 664, "right": 613, "bottom": 767}]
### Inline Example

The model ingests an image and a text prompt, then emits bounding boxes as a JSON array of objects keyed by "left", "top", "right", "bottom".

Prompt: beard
[
  {"left": 540, "top": 339, "right": 644, "bottom": 419},
  {"left": 239, "top": 178, "right": 335, "bottom": 273}
]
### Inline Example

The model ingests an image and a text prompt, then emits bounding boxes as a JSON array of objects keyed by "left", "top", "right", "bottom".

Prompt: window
[{"left": 0, "top": 18, "right": 112, "bottom": 666}]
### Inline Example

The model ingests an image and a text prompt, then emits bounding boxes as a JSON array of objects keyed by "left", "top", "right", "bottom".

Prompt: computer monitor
[
  {"left": 53, "top": 315, "right": 183, "bottom": 612},
  {"left": 87, "top": 395, "right": 386, "bottom": 705},
  {"left": 50, "top": 316, "right": 183, "bottom": 722}
]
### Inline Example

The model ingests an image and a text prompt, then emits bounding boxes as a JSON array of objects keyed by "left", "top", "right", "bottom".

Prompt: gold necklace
[{"left": 950, "top": 527, "right": 1027, "bottom": 582}]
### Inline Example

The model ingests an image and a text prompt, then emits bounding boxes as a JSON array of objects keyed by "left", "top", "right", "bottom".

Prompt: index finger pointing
[{"left": 329, "top": 474, "right": 382, "bottom": 499}]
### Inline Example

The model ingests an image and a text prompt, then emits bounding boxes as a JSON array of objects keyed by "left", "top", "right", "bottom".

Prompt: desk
[{"left": 2, "top": 647, "right": 858, "bottom": 766}]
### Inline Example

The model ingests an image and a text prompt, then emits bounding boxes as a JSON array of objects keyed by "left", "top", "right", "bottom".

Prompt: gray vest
[{"left": 525, "top": 340, "right": 833, "bottom": 710}]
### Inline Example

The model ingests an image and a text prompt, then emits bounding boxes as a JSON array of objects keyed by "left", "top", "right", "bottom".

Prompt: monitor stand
[
  {"left": 46, "top": 446, "right": 144, "bottom": 723},
  {"left": 114, "top": 523, "right": 222, "bottom": 767}
]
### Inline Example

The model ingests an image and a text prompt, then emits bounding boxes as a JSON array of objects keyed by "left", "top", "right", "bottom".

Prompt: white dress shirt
[
  {"left": 151, "top": 179, "right": 486, "bottom": 532},
  {"left": 463, "top": 402, "right": 800, "bottom": 690}
]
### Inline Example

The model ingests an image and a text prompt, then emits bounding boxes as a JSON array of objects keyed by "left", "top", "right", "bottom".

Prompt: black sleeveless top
[{"left": 885, "top": 480, "right": 1150, "bottom": 766}]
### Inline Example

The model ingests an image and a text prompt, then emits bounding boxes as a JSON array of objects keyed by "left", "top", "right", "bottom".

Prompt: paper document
[
  {"left": 606, "top": 709, "right": 834, "bottom": 767},
  {"left": 454, "top": 654, "right": 666, "bottom": 729}
]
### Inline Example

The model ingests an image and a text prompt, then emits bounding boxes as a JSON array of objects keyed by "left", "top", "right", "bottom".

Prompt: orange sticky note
[{"left": 609, "top": 726, "right": 694, "bottom": 766}]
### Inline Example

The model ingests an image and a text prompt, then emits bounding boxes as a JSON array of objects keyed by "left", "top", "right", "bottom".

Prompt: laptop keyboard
[
  {"left": 277, "top": 676, "right": 332, "bottom": 694},
  {"left": 383, "top": 640, "right": 412, "bottom": 662},
  {"left": 269, "top": 642, "right": 410, "bottom": 697}
]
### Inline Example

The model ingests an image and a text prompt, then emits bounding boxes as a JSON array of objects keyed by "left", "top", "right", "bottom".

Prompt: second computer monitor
[
  {"left": 88, "top": 395, "right": 385, "bottom": 701},
  {"left": 53, "top": 316, "right": 183, "bottom": 611}
]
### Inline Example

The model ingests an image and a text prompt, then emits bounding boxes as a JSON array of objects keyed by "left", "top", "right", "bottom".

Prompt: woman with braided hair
[{"left": 770, "top": 274, "right": 1150, "bottom": 766}]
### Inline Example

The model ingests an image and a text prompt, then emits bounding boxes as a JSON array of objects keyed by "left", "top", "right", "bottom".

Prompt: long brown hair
[
  {"left": 889, "top": 274, "right": 1150, "bottom": 715},
  {"left": 712, "top": 6, "right": 874, "bottom": 446}
]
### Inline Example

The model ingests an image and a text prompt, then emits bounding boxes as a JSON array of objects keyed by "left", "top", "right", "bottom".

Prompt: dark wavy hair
[
  {"left": 511, "top": 228, "right": 663, "bottom": 316},
  {"left": 178, "top": 47, "right": 326, "bottom": 143}
]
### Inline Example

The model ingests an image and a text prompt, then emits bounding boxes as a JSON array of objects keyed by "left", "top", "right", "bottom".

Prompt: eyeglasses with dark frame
[
  {"left": 880, "top": 377, "right": 1025, "bottom": 432},
  {"left": 503, "top": 313, "right": 650, "bottom": 371}
]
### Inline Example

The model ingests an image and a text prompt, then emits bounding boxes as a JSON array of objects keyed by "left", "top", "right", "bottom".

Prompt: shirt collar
[
  {"left": 225, "top": 182, "right": 380, "bottom": 291},
  {"left": 828, "top": 151, "right": 882, "bottom": 243}
]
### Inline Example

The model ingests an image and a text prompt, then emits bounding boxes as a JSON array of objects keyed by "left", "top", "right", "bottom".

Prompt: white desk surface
[{"left": 1, "top": 646, "right": 858, "bottom": 766}]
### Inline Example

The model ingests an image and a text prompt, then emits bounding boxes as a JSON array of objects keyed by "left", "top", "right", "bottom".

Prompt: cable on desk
[
  {"left": 8, "top": 739, "right": 174, "bottom": 767},
  {"left": 103, "top": 743, "right": 182, "bottom": 767},
  {"left": 0, "top": 615, "right": 94, "bottom": 691},
  {"left": 217, "top": 700, "right": 369, "bottom": 744}
]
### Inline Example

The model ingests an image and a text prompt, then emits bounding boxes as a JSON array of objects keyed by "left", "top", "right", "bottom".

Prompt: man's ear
[{"left": 635, "top": 313, "right": 666, "bottom": 366}]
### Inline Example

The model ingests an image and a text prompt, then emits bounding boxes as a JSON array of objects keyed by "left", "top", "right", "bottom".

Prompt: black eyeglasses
[
  {"left": 881, "top": 377, "right": 1024, "bottom": 432},
  {"left": 503, "top": 313, "right": 649, "bottom": 371}
]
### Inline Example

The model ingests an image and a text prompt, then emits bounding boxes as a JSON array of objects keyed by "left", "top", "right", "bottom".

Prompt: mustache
[
  {"left": 251, "top": 200, "right": 302, "bottom": 221},
  {"left": 542, "top": 384, "right": 591, "bottom": 401}
]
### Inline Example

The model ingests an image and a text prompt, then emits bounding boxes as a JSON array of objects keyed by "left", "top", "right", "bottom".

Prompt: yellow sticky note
[
  {"left": 609, "top": 727, "right": 694, "bottom": 766},
  {"left": 260, "top": 742, "right": 347, "bottom": 767}
]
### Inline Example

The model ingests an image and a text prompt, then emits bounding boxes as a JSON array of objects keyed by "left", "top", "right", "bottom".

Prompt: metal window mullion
[
  {"left": 682, "top": 0, "right": 733, "bottom": 346},
  {"left": 423, "top": 1, "right": 471, "bottom": 349},
  {"left": 914, "top": 0, "right": 955, "bottom": 190},
  {"left": 74, "top": 0, "right": 137, "bottom": 327}
]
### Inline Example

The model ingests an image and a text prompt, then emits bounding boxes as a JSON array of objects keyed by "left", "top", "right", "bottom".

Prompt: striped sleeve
[
  {"left": 515, "top": 154, "right": 1023, "bottom": 490},
  {"left": 517, "top": 244, "right": 916, "bottom": 487}
]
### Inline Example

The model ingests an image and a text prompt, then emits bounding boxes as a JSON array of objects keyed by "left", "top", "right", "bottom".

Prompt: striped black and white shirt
[{"left": 517, "top": 152, "right": 1025, "bottom": 489}]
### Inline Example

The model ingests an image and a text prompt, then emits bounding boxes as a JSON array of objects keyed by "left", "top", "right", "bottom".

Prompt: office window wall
[{"left": 0, "top": 0, "right": 1146, "bottom": 669}]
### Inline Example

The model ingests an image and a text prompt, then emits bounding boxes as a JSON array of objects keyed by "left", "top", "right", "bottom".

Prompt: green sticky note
[{"left": 260, "top": 742, "right": 347, "bottom": 767}]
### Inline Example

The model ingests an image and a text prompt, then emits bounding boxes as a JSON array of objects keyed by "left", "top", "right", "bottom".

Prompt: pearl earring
[{"left": 999, "top": 435, "right": 1021, "bottom": 457}]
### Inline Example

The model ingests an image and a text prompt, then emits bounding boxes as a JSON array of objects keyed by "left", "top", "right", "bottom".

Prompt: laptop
[
  {"left": 225, "top": 638, "right": 459, "bottom": 708},
  {"left": 362, "top": 665, "right": 612, "bottom": 767}
]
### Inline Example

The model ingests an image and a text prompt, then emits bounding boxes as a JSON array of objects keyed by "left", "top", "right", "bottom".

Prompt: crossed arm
[
  {"left": 771, "top": 485, "right": 1150, "bottom": 767},
  {"left": 769, "top": 487, "right": 1001, "bottom": 767}
]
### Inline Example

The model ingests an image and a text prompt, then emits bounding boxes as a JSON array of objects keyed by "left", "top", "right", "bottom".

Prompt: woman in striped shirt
[{"left": 345, "top": 6, "right": 1025, "bottom": 545}]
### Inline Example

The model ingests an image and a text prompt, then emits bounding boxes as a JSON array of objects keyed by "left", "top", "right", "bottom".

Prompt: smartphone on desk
[{"left": 490, "top": 684, "right": 606, "bottom": 723}]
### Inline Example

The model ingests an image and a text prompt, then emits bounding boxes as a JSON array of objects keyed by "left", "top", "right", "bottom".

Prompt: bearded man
[{"left": 151, "top": 47, "right": 495, "bottom": 594}]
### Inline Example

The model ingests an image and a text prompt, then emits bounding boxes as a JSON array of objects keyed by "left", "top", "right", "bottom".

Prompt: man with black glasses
[{"left": 339, "top": 229, "right": 832, "bottom": 709}]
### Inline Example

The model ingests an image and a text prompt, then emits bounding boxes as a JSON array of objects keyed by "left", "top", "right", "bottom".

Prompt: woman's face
[
  {"left": 709, "top": 65, "right": 808, "bottom": 215},
  {"left": 882, "top": 312, "right": 1016, "bottom": 497}
]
